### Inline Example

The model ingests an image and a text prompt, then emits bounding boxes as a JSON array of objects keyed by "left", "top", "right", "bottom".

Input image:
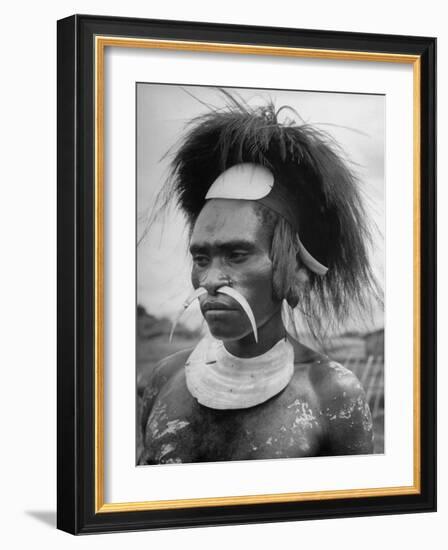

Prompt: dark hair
[{"left": 154, "top": 90, "right": 381, "bottom": 338}]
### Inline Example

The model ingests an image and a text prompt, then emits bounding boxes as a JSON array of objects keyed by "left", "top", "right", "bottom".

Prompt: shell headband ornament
[{"left": 205, "top": 163, "right": 328, "bottom": 276}]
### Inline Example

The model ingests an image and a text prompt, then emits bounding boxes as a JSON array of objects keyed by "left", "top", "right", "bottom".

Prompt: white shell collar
[{"left": 185, "top": 336, "right": 294, "bottom": 410}]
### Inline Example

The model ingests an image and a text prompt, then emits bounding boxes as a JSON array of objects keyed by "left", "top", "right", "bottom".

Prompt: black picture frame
[{"left": 57, "top": 14, "right": 436, "bottom": 534}]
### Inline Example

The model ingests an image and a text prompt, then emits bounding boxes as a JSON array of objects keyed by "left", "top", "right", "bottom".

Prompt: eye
[
  {"left": 192, "top": 254, "right": 209, "bottom": 268},
  {"left": 227, "top": 250, "right": 249, "bottom": 263}
]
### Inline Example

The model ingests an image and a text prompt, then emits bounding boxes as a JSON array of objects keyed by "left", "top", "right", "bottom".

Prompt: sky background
[{"left": 137, "top": 84, "right": 385, "bottom": 334}]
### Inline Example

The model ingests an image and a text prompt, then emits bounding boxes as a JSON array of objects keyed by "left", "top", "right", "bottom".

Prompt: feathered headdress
[{"left": 157, "top": 90, "right": 380, "bottom": 340}]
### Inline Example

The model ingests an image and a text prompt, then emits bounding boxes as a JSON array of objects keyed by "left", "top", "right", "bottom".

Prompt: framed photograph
[{"left": 57, "top": 14, "right": 436, "bottom": 534}]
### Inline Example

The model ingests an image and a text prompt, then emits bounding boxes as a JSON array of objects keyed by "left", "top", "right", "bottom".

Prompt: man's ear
[
  {"left": 296, "top": 267, "right": 309, "bottom": 284},
  {"left": 271, "top": 231, "right": 309, "bottom": 308},
  {"left": 284, "top": 259, "right": 309, "bottom": 308}
]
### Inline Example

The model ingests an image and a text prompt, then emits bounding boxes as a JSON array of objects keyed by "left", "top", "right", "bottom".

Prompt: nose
[{"left": 199, "top": 261, "right": 229, "bottom": 296}]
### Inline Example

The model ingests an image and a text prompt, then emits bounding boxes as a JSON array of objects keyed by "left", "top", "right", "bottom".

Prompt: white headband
[{"left": 206, "top": 163, "right": 328, "bottom": 276}]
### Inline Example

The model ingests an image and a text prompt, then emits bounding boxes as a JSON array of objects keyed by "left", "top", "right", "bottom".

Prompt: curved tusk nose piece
[
  {"left": 169, "top": 287, "right": 208, "bottom": 342},
  {"left": 217, "top": 286, "right": 258, "bottom": 343}
]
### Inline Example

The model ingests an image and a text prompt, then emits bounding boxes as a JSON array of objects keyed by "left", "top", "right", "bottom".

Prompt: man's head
[
  {"left": 190, "top": 198, "right": 282, "bottom": 341},
  {"left": 161, "top": 93, "right": 379, "bottom": 338}
]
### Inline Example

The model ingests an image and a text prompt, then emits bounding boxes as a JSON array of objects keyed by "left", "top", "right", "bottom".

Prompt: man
[{"left": 138, "top": 95, "right": 377, "bottom": 465}]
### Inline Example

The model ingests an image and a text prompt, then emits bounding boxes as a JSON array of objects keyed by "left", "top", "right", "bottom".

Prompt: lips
[{"left": 201, "top": 301, "right": 237, "bottom": 312}]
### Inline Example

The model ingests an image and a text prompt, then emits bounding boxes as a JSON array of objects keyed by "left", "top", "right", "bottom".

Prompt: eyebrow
[{"left": 189, "top": 240, "right": 256, "bottom": 254}]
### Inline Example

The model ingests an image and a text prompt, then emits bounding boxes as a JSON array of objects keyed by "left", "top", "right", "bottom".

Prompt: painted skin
[
  {"left": 139, "top": 343, "right": 373, "bottom": 464},
  {"left": 139, "top": 200, "right": 373, "bottom": 464}
]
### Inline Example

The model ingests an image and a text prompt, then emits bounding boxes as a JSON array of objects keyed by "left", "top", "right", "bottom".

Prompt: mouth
[{"left": 201, "top": 301, "right": 238, "bottom": 313}]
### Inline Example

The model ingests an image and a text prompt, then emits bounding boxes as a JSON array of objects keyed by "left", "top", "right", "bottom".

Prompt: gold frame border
[{"left": 94, "top": 36, "right": 422, "bottom": 514}]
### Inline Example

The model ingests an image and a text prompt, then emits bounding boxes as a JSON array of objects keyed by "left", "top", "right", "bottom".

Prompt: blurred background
[{"left": 136, "top": 84, "right": 385, "bottom": 457}]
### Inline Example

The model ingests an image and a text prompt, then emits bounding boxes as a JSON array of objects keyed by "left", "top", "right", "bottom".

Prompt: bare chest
[{"left": 141, "top": 369, "right": 325, "bottom": 464}]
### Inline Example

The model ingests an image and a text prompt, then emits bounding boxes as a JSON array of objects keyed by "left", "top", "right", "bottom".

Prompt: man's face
[{"left": 189, "top": 199, "right": 281, "bottom": 342}]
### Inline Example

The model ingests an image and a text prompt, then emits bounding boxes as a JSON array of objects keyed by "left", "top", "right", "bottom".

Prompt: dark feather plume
[{"left": 158, "top": 91, "right": 381, "bottom": 337}]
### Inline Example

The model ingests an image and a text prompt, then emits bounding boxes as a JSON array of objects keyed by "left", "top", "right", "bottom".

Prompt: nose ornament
[{"left": 169, "top": 285, "right": 258, "bottom": 343}]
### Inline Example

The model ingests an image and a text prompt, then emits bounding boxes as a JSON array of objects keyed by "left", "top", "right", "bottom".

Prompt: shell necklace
[{"left": 185, "top": 336, "right": 294, "bottom": 410}]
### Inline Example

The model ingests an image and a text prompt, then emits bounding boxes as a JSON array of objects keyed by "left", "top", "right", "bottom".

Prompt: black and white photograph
[
  {"left": 52, "top": 8, "right": 437, "bottom": 538},
  {"left": 136, "top": 84, "right": 385, "bottom": 466},
  {"left": 1, "top": 0, "right": 440, "bottom": 541}
]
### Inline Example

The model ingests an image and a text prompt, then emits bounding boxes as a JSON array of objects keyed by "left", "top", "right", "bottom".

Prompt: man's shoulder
[
  {"left": 291, "top": 348, "right": 373, "bottom": 455},
  {"left": 156, "top": 347, "right": 193, "bottom": 373},
  {"left": 289, "top": 337, "right": 363, "bottom": 401},
  {"left": 139, "top": 347, "right": 193, "bottom": 430},
  {"left": 309, "top": 357, "right": 363, "bottom": 399},
  {"left": 144, "top": 347, "right": 193, "bottom": 394}
]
